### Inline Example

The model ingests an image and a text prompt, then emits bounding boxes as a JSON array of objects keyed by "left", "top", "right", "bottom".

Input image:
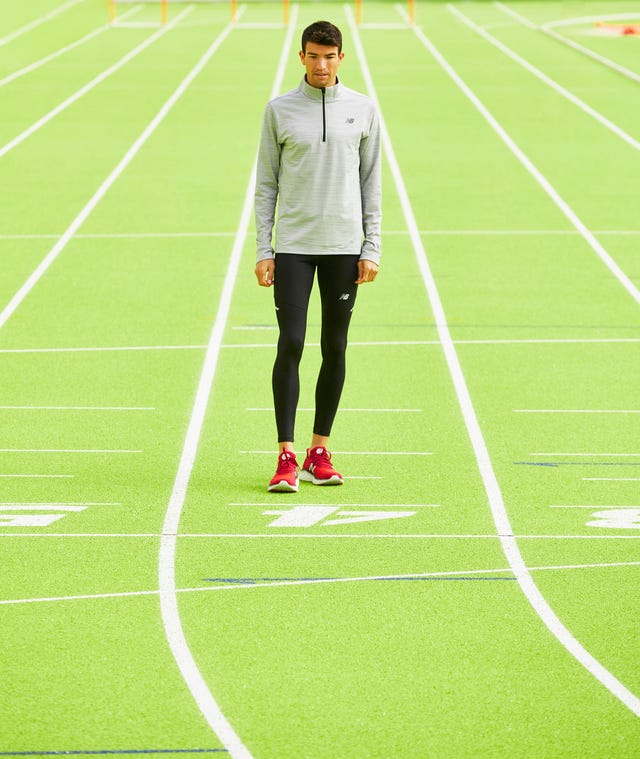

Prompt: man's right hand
[{"left": 255, "top": 258, "right": 275, "bottom": 287}]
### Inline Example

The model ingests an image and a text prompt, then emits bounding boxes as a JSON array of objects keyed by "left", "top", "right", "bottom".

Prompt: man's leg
[
  {"left": 272, "top": 254, "right": 316, "bottom": 446},
  {"left": 313, "top": 255, "right": 360, "bottom": 437},
  {"left": 299, "top": 255, "right": 359, "bottom": 486}
]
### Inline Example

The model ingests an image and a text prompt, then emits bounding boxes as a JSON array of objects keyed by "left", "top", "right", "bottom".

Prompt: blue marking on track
[
  {"left": 0, "top": 751, "right": 228, "bottom": 756},
  {"left": 202, "top": 577, "right": 516, "bottom": 584}
]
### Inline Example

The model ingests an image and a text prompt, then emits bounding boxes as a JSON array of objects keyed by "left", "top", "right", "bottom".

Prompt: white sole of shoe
[
  {"left": 268, "top": 479, "right": 298, "bottom": 493},
  {"left": 299, "top": 470, "right": 343, "bottom": 486}
]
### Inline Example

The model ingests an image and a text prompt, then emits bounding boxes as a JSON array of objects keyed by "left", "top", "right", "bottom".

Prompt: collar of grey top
[{"left": 300, "top": 76, "right": 343, "bottom": 101}]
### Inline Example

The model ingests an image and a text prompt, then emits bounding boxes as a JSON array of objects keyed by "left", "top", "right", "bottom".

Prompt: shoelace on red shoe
[
  {"left": 309, "top": 447, "right": 331, "bottom": 464},
  {"left": 276, "top": 451, "right": 298, "bottom": 473}
]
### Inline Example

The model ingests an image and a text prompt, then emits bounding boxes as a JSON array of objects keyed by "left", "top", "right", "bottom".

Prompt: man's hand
[
  {"left": 255, "top": 258, "right": 275, "bottom": 287},
  {"left": 355, "top": 259, "right": 379, "bottom": 284}
]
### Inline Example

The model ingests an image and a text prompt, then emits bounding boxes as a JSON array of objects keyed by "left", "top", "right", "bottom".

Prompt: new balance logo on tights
[{"left": 339, "top": 293, "right": 350, "bottom": 301}]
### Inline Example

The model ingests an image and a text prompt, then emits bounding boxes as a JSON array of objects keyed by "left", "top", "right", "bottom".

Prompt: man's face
[{"left": 299, "top": 42, "right": 344, "bottom": 88}]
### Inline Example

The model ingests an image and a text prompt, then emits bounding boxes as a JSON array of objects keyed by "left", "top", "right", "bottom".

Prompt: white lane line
[
  {"left": 359, "top": 23, "right": 409, "bottom": 30},
  {"left": 246, "top": 407, "right": 423, "bottom": 412},
  {"left": 452, "top": 338, "right": 640, "bottom": 345},
  {"left": 0, "top": 7, "right": 143, "bottom": 88},
  {"left": 223, "top": 338, "right": 640, "bottom": 348},
  {"left": 239, "top": 450, "right": 433, "bottom": 455},
  {"left": 396, "top": 6, "right": 640, "bottom": 307},
  {"left": 550, "top": 504, "right": 640, "bottom": 509},
  {"left": 158, "top": 8, "right": 296, "bottom": 759},
  {"left": 0, "top": 501, "right": 119, "bottom": 505},
  {"left": 0, "top": 502, "right": 120, "bottom": 509},
  {"left": 0, "top": 448, "right": 141, "bottom": 453},
  {"left": 0, "top": 337, "right": 638, "bottom": 356},
  {"left": 4, "top": 560, "right": 640, "bottom": 606},
  {"left": 235, "top": 22, "right": 288, "bottom": 29},
  {"left": 0, "top": 345, "right": 207, "bottom": 354},
  {"left": 5, "top": 229, "right": 640, "bottom": 240},
  {"left": 449, "top": 4, "right": 640, "bottom": 152},
  {"left": 515, "top": 409, "right": 640, "bottom": 414},
  {"left": 0, "top": 232, "right": 236, "bottom": 239},
  {"left": 584, "top": 478, "right": 640, "bottom": 482},
  {"left": 0, "top": 406, "right": 156, "bottom": 411},
  {"left": 0, "top": 474, "right": 74, "bottom": 478},
  {"left": 0, "top": 5, "right": 204, "bottom": 333},
  {"left": 0, "top": 6, "right": 195, "bottom": 159},
  {"left": 0, "top": 0, "right": 87, "bottom": 47},
  {"left": 495, "top": 1, "right": 640, "bottom": 83},
  {"left": 531, "top": 453, "right": 640, "bottom": 457},
  {"left": 3, "top": 532, "right": 640, "bottom": 539},
  {"left": 353, "top": 5, "right": 640, "bottom": 718},
  {"left": 228, "top": 502, "right": 440, "bottom": 507}
]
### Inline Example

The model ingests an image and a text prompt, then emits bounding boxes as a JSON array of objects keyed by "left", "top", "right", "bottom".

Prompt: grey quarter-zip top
[{"left": 255, "top": 77, "right": 382, "bottom": 264}]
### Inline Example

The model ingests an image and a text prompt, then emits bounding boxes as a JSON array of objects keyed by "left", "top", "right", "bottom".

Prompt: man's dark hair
[{"left": 301, "top": 21, "right": 342, "bottom": 54}]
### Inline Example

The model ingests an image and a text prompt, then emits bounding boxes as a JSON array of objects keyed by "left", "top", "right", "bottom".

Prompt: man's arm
[
  {"left": 359, "top": 104, "right": 382, "bottom": 268},
  {"left": 254, "top": 103, "right": 281, "bottom": 265}
]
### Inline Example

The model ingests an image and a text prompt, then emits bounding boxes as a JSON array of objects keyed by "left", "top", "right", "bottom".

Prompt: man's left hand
[{"left": 355, "top": 259, "right": 379, "bottom": 284}]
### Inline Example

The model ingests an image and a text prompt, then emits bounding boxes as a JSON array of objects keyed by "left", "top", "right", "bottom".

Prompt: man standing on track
[{"left": 254, "top": 20, "right": 382, "bottom": 492}]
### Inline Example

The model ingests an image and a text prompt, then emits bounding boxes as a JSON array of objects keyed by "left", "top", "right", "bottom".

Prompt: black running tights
[{"left": 272, "top": 254, "right": 360, "bottom": 443}]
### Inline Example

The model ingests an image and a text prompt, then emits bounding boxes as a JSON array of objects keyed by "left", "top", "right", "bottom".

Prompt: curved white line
[
  {"left": 158, "top": 8, "right": 298, "bottom": 758},
  {"left": 494, "top": 2, "right": 640, "bottom": 84},
  {"left": 348, "top": 5, "right": 640, "bottom": 718},
  {"left": 449, "top": 4, "right": 640, "bottom": 153},
  {"left": 543, "top": 12, "right": 640, "bottom": 30}
]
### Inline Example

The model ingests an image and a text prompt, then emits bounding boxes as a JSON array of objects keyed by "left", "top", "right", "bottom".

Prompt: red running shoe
[
  {"left": 268, "top": 450, "right": 299, "bottom": 492},
  {"left": 300, "top": 446, "right": 343, "bottom": 486}
]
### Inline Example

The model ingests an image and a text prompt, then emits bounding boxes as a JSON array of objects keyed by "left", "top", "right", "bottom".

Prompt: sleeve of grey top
[
  {"left": 254, "top": 103, "right": 280, "bottom": 262},
  {"left": 359, "top": 106, "right": 382, "bottom": 265}
]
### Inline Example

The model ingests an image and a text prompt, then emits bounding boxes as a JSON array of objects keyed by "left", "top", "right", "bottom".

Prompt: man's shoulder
[
  {"left": 339, "top": 85, "right": 376, "bottom": 110},
  {"left": 267, "top": 85, "right": 302, "bottom": 110}
]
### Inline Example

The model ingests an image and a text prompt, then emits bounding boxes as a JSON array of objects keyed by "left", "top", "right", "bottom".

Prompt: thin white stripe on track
[
  {"left": 0, "top": 474, "right": 74, "bottom": 478},
  {"left": 0, "top": 405, "right": 155, "bottom": 411},
  {"left": 3, "top": 532, "right": 640, "bottom": 539},
  {"left": 396, "top": 5, "right": 640, "bottom": 306},
  {"left": 3, "top": 560, "right": 640, "bottom": 606},
  {"left": 0, "top": 0, "right": 87, "bottom": 47},
  {"left": 449, "top": 4, "right": 640, "bottom": 152},
  {"left": 494, "top": 1, "right": 640, "bottom": 84},
  {"left": 0, "top": 6, "right": 194, "bottom": 159},
  {"left": 584, "top": 478, "right": 640, "bottom": 482},
  {"left": 0, "top": 5, "right": 207, "bottom": 332},
  {"left": 350, "top": 4, "right": 640, "bottom": 718},
  {"left": 514, "top": 409, "right": 640, "bottom": 414},
  {"left": 0, "top": 448, "right": 141, "bottom": 453},
  {"left": 158, "top": 8, "right": 298, "bottom": 759},
  {"left": 246, "top": 407, "right": 423, "bottom": 412},
  {"left": 4, "top": 229, "right": 640, "bottom": 240},
  {"left": 0, "top": 7, "right": 143, "bottom": 88},
  {"left": 0, "top": 337, "right": 638, "bottom": 356}
]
